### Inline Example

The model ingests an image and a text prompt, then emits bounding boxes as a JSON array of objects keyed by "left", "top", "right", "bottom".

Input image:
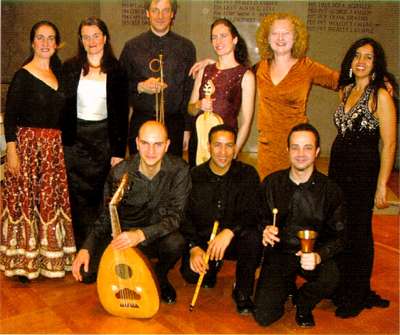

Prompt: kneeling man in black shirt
[
  {"left": 180, "top": 124, "right": 263, "bottom": 315},
  {"left": 253, "top": 123, "right": 346, "bottom": 328}
]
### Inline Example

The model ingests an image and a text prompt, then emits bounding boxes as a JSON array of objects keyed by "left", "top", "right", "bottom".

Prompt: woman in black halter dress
[{"left": 329, "top": 38, "right": 397, "bottom": 318}]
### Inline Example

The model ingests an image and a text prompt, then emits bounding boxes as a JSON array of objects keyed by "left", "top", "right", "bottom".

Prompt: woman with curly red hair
[{"left": 256, "top": 13, "right": 338, "bottom": 179}]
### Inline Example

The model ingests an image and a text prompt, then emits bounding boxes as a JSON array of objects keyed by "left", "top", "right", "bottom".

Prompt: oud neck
[
  {"left": 109, "top": 173, "right": 129, "bottom": 238},
  {"left": 109, "top": 203, "right": 122, "bottom": 237}
]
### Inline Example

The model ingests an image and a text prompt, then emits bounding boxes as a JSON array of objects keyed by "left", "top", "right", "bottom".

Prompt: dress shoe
[
  {"left": 202, "top": 273, "right": 217, "bottom": 288},
  {"left": 295, "top": 308, "right": 315, "bottom": 327},
  {"left": 232, "top": 288, "right": 254, "bottom": 315},
  {"left": 160, "top": 281, "right": 176, "bottom": 304},
  {"left": 81, "top": 271, "right": 97, "bottom": 284},
  {"left": 17, "top": 276, "right": 30, "bottom": 284},
  {"left": 364, "top": 291, "right": 390, "bottom": 309},
  {"left": 335, "top": 304, "right": 363, "bottom": 318},
  {"left": 202, "top": 260, "right": 223, "bottom": 288}
]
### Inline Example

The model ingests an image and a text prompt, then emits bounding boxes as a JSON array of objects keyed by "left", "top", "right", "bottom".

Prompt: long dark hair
[
  {"left": 339, "top": 37, "right": 398, "bottom": 112},
  {"left": 77, "top": 17, "right": 117, "bottom": 75},
  {"left": 210, "top": 18, "right": 249, "bottom": 67},
  {"left": 23, "top": 20, "right": 62, "bottom": 73}
]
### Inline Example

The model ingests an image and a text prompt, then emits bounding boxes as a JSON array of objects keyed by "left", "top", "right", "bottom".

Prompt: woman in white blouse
[{"left": 62, "top": 17, "right": 129, "bottom": 249}]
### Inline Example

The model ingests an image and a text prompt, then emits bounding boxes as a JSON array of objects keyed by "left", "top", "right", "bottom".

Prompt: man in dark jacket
[
  {"left": 72, "top": 121, "right": 191, "bottom": 304},
  {"left": 119, "top": 0, "right": 196, "bottom": 156},
  {"left": 180, "top": 124, "right": 263, "bottom": 315},
  {"left": 253, "top": 123, "right": 346, "bottom": 328}
]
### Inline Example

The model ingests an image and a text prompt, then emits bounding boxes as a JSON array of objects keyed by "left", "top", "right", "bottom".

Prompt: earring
[
  {"left": 349, "top": 68, "right": 353, "bottom": 78},
  {"left": 371, "top": 72, "right": 376, "bottom": 81}
]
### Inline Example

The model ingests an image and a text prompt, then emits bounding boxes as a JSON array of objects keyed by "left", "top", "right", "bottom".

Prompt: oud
[{"left": 97, "top": 173, "right": 160, "bottom": 318}]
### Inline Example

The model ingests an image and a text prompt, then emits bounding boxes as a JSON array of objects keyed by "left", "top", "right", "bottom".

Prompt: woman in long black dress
[
  {"left": 1, "top": 21, "right": 76, "bottom": 281},
  {"left": 329, "top": 38, "right": 397, "bottom": 318},
  {"left": 62, "top": 17, "right": 129, "bottom": 249}
]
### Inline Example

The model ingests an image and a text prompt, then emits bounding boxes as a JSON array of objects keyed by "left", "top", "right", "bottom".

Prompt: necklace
[{"left": 88, "top": 61, "right": 101, "bottom": 69}]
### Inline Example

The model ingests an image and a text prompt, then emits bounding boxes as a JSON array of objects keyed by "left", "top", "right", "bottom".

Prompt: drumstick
[
  {"left": 189, "top": 220, "right": 219, "bottom": 311},
  {"left": 265, "top": 208, "right": 278, "bottom": 248},
  {"left": 272, "top": 208, "right": 278, "bottom": 227}
]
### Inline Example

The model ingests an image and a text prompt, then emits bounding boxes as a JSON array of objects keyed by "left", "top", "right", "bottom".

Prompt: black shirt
[
  {"left": 181, "top": 160, "right": 261, "bottom": 247},
  {"left": 119, "top": 30, "right": 196, "bottom": 129},
  {"left": 5, "top": 69, "right": 64, "bottom": 142},
  {"left": 82, "top": 154, "right": 191, "bottom": 253},
  {"left": 261, "top": 169, "right": 346, "bottom": 262}
]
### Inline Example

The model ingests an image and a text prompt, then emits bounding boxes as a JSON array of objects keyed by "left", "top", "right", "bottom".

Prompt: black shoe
[
  {"left": 335, "top": 304, "right": 363, "bottom": 318},
  {"left": 295, "top": 308, "right": 315, "bottom": 327},
  {"left": 202, "top": 273, "right": 217, "bottom": 288},
  {"left": 364, "top": 291, "right": 390, "bottom": 309},
  {"left": 232, "top": 288, "right": 254, "bottom": 315},
  {"left": 17, "top": 276, "right": 30, "bottom": 284},
  {"left": 81, "top": 271, "right": 97, "bottom": 284},
  {"left": 202, "top": 260, "right": 223, "bottom": 288},
  {"left": 160, "top": 281, "right": 176, "bottom": 304}
]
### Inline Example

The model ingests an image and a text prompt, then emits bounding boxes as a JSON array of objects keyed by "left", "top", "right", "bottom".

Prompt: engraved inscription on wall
[
  {"left": 307, "top": 2, "right": 374, "bottom": 33},
  {"left": 213, "top": 1, "right": 278, "bottom": 22},
  {"left": 122, "top": 0, "right": 147, "bottom": 26}
]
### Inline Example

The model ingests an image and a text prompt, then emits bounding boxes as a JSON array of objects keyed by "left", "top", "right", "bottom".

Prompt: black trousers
[
  {"left": 253, "top": 249, "right": 339, "bottom": 327},
  {"left": 180, "top": 227, "right": 262, "bottom": 297},
  {"left": 82, "top": 230, "right": 185, "bottom": 286},
  {"left": 334, "top": 206, "right": 374, "bottom": 308},
  {"left": 128, "top": 113, "right": 184, "bottom": 157},
  {"left": 64, "top": 119, "right": 111, "bottom": 249}
]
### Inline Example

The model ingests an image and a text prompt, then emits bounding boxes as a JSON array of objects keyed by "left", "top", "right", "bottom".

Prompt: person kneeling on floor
[
  {"left": 253, "top": 123, "right": 346, "bottom": 328},
  {"left": 71, "top": 121, "right": 191, "bottom": 305},
  {"left": 180, "top": 124, "right": 263, "bottom": 315}
]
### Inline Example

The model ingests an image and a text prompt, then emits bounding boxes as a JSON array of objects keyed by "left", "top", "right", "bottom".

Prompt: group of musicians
[
  {"left": 1, "top": 0, "right": 394, "bottom": 329},
  {"left": 72, "top": 120, "right": 345, "bottom": 328}
]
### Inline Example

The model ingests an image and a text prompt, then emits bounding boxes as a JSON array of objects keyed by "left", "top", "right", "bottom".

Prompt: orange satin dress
[{"left": 256, "top": 57, "right": 338, "bottom": 180}]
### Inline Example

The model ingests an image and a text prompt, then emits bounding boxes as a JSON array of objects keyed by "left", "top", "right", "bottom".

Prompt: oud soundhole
[{"left": 115, "top": 263, "right": 133, "bottom": 279}]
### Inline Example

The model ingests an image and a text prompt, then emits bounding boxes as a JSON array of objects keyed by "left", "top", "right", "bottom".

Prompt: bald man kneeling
[{"left": 72, "top": 121, "right": 191, "bottom": 304}]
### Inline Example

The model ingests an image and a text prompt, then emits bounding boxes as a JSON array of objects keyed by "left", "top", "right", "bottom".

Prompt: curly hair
[
  {"left": 256, "top": 13, "right": 308, "bottom": 60},
  {"left": 210, "top": 18, "right": 249, "bottom": 66},
  {"left": 339, "top": 37, "right": 398, "bottom": 113}
]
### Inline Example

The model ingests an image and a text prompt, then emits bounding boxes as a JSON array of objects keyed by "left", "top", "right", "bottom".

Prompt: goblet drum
[{"left": 297, "top": 230, "right": 318, "bottom": 253}]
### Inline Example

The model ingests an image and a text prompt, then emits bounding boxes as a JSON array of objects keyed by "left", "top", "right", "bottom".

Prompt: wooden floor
[
  {"left": 1, "top": 157, "right": 399, "bottom": 334},
  {"left": 0, "top": 214, "right": 398, "bottom": 334}
]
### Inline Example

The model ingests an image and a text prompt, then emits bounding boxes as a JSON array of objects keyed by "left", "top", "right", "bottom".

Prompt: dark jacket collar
[
  {"left": 286, "top": 168, "right": 320, "bottom": 188},
  {"left": 146, "top": 29, "right": 172, "bottom": 40},
  {"left": 129, "top": 153, "right": 173, "bottom": 179}
]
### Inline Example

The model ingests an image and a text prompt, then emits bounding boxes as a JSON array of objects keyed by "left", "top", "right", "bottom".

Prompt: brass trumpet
[{"left": 149, "top": 54, "right": 165, "bottom": 124}]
